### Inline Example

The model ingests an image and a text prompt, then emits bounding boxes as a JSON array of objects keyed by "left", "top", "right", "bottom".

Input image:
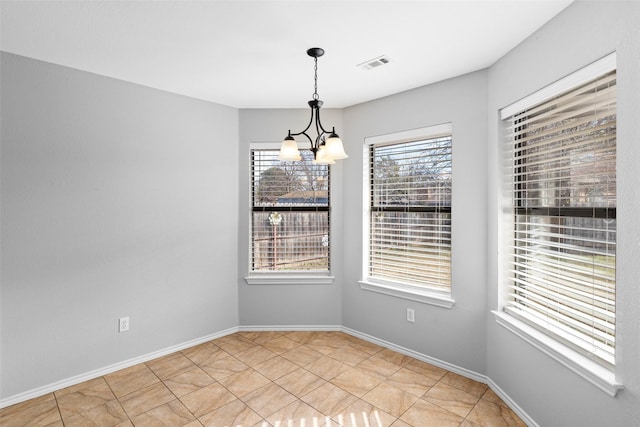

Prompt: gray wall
[
  {"left": 486, "top": 2, "right": 640, "bottom": 426},
  {"left": 341, "top": 70, "right": 489, "bottom": 374},
  {"left": 0, "top": 53, "right": 240, "bottom": 398},
  {"left": 237, "top": 109, "right": 344, "bottom": 327}
]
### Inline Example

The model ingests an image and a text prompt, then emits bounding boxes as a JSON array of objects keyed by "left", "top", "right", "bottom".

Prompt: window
[
  {"left": 361, "top": 124, "right": 453, "bottom": 306},
  {"left": 502, "top": 63, "right": 617, "bottom": 369},
  {"left": 250, "top": 147, "right": 330, "bottom": 274}
]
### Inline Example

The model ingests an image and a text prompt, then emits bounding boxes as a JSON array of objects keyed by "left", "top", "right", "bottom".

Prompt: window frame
[
  {"left": 245, "top": 142, "right": 334, "bottom": 285},
  {"left": 495, "top": 52, "right": 623, "bottom": 396},
  {"left": 360, "top": 123, "right": 455, "bottom": 308}
]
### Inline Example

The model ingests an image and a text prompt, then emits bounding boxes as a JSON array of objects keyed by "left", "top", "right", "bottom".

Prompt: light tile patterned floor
[{"left": 0, "top": 331, "right": 527, "bottom": 426}]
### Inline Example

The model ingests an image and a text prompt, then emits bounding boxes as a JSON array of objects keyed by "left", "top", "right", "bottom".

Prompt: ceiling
[{"left": 0, "top": 1, "right": 573, "bottom": 109}]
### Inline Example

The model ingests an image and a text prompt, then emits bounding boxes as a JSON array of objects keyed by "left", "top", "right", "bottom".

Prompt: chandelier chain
[{"left": 313, "top": 57, "right": 319, "bottom": 100}]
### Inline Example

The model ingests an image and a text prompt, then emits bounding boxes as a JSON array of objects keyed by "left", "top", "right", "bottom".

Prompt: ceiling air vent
[{"left": 357, "top": 55, "right": 391, "bottom": 71}]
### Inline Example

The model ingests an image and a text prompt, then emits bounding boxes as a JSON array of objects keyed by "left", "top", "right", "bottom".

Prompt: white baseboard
[
  {"left": 485, "top": 378, "right": 539, "bottom": 427},
  {"left": 340, "top": 327, "right": 486, "bottom": 383},
  {"left": 341, "top": 327, "right": 535, "bottom": 427},
  {"left": 0, "top": 326, "right": 239, "bottom": 409},
  {"left": 238, "top": 324, "right": 342, "bottom": 332},
  {"left": 1, "top": 324, "right": 536, "bottom": 427}
]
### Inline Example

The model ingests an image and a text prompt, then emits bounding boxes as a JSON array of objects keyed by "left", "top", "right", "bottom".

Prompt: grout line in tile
[{"left": 51, "top": 391, "right": 64, "bottom": 426}]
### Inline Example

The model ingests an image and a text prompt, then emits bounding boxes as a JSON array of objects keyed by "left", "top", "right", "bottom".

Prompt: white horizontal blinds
[
  {"left": 251, "top": 149, "right": 330, "bottom": 272},
  {"left": 505, "top": 70, "right": 617, "bottom": 367},
  {"left": 369, "top": 136, "right": 452, "bottom": 290}
]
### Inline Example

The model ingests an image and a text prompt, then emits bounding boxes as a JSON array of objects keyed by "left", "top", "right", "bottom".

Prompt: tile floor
[{"left": 0, "top": 331, "right": 527, "bottom": 426}]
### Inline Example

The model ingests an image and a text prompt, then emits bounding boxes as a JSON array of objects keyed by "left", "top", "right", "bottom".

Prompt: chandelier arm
[
  {"left": 313, "top": 106, "right": 330, "bottom": 151},
  {"left": 314, "top": 106, "right": 330, "bottom": 135},
  {"left": 300, "top": 131, "right": 313, "bottom": 146},
  {"left": 314, "top": 110, "right": 322, "bottom": 146},
  {"left": 288, "top": 107, "right": 315, "bottom": 138},
  {"left": 308, "top": 108, "right": 320, "bottom": 153}
]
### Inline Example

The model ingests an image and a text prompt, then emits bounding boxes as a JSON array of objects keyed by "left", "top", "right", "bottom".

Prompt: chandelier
[{"left": 278, "top": 47, "right": 348, "bottom": 164}]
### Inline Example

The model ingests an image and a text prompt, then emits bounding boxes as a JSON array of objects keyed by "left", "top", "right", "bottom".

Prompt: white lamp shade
[
  {"left": 278, "top": 137, "right": 301, "bottom": 161},
  {"left": 325, "top": 134, "right": 348, "bottom": 160},
  {"left": 313, "top": 145, "right": 335, "bottom": 165}
]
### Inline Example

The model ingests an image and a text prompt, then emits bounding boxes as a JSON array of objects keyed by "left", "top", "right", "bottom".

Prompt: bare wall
[{"left": 0, "top": 53, "right": 239, "bottom": 398}]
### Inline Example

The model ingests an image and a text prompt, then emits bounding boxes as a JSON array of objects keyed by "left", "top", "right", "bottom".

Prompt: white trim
[
  {"left": 248, "top": 142, "right": 333, "bottom": 280},
  {"left": 362, "top": 123, "right": 454, "bottom": 304},
  {"left": 245, "top": 274, "right": 335, "bottom": 285},
  {"left": 485, "top": 377, "right": 540, "bottom": 427},
  {"left": 342, "top": 326, "right": 536, "bottom": 426},
  {"left": 238, "top": 324, "right": 342, "bottom": 332},
  {"left": 493, "top": 310, "right": 623, "bottom": 397},
  {"left": 341, "top": 326, "right": 482, "bottom": 382},
  {"left": 500, "top": 52, "right": 616, "bottom": 119},
  {"left": 359, "top": 280, "right": 454, "bottom": 308},
  {"left": 364, "top": 122, "right": 453, "bottom": 146},
  {"left": 362, "top": 139, "right": 369, "bottom": 282},
  {"left": 0, "top": 326, "right": 239, "bottom": 409}
]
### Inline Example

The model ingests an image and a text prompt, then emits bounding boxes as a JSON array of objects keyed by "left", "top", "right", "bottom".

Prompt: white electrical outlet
[
  {"left": 406, "top": 308, "right": 415, "bottom": 323},
  {"left": 119, "top": 316, "right": 130, "bottom": 333}
]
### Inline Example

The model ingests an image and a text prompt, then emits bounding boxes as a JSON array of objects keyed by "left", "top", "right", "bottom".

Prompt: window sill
[
  {"left": 358, "top": 280, "right": 454, "bottom": 308},
  {"left": 245, "top": 274, "right": 335, "bottom": 285},
  {"left": 492, "top": 310, "right": 623, "bottom": 397}
]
